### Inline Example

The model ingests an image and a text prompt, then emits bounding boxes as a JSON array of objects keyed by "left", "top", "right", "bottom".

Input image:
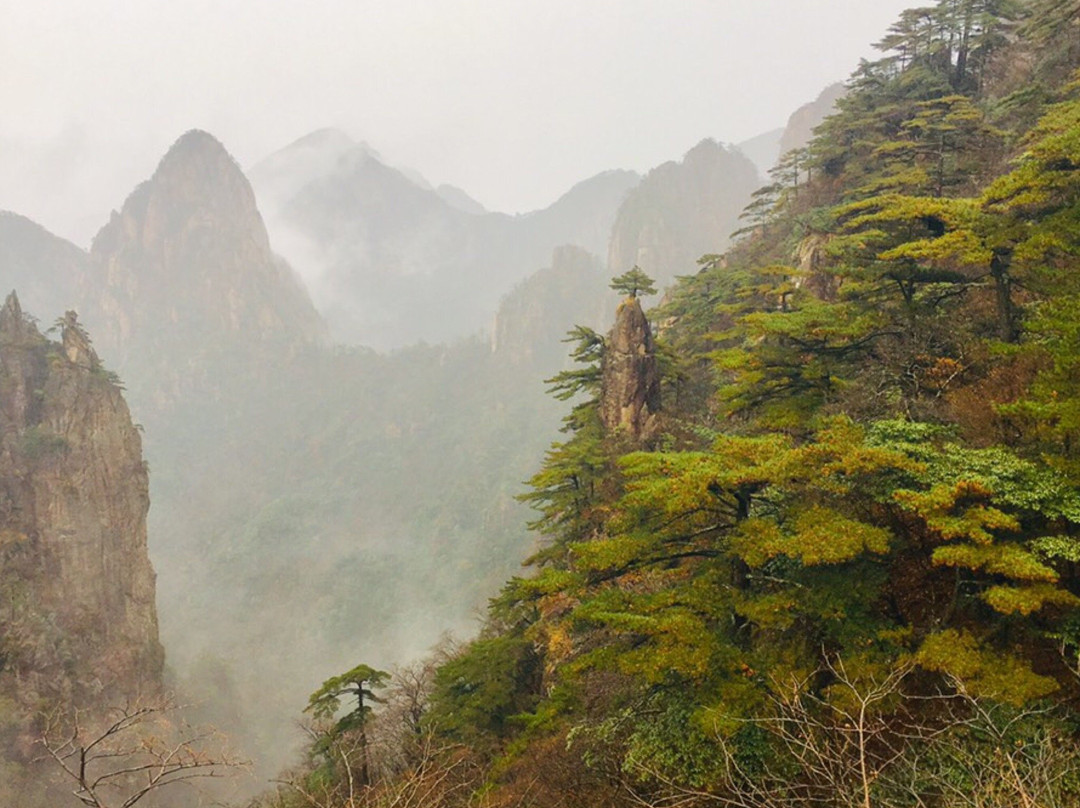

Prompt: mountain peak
[
  {"left": 685, "top": 137, "right": 723, "bottom": 156},
  {"left": 171, "top": 127, "right": 228, "bottom": 151},
  {"left": 1, "top": 290, "right": 21, "bottom": 324},
  {"left": 249, "top": 128, "right": 382, "bottom": 191},
  {"left": 0, "top": 290, "right": 30, "bottom": 342},
  {"left": 92, "top": 129, "right": 265, "bottom": 260},
  {"left": 289, "top": 127, "right": 358, "bottom": 152},
  {"left": 149, "top": 129, "right": 250, "bottom": 199},
  {"left": 87, "top": 129, "right": 324, "bottom": 394},
  {"left": 607, "top": 140, "right": 758, "bottom": 288}
]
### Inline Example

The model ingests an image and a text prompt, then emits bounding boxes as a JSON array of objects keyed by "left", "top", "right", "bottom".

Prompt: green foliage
[
  {"left": 427, "top": 634, "right": 540, "bottom": 744},
  {"left": 609, "top": 267, "right": 657, "bottom": 299},
  {"left": 916, "top": 629, "right": 1060, "bottom": 705},
  {"left": 519, "top": 324, "right": 616, "bottom": 567},
  {"left": 544, "top": 325, "right": 604, "bottom": 403},
  {"left": 17, "top": 426, "right": 68, "bottom": 460},
  {"left": 615, "top": 688, "right": 725, "bottom": 788},
  {"left": 305, "top": 662, "right": 389, "bottom": 734},
  {"left": 355, "top": 8, "right": 1080, "bottom": 805},
  {"left": 714, "top": 292, "right": 887, "bottom": 428}
]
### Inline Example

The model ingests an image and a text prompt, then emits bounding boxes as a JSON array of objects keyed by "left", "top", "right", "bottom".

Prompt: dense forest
[{"left": 252, "top": 2, "right": 1080, "bottom": 807}]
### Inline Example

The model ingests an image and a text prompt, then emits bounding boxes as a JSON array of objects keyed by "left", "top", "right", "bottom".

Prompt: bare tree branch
[{"left": 37, "top": 696, "right": 247, "bottom": 808}]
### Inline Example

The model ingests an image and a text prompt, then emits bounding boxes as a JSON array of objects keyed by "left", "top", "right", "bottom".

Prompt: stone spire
[
  {"left": 59, "top": 310, "right": 99, "bottom": 370},
  {"left": 0, "top": 291, "right": 27, "bottom": 340},
  {"left": 599, "top": 294, "right": 661, "bottom": 442}
]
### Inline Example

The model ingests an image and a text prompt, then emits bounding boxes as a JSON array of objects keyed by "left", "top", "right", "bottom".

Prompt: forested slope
[{"left": 259, "top": 3, "right": 1080, "bottom": 807}]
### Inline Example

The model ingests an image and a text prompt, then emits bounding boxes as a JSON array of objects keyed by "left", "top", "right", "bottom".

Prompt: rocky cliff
[
  {"left": 87, "top": 130, "right": 324, "bottom": 409},
  {"left": 607, "top": 139, "right": 759, "bottom": 291},
  {"left": 599, "top": 294, "right": 660, "bottom": 443},
  {"left": 0, "top": 293, "right": 162, "bottom": 721}
]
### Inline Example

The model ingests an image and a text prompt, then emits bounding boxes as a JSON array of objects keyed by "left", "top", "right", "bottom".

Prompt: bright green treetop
[
  {"left": 305, "top": 662, "right": 389, "bottom": 733},
  {"left": 610, "top": 267, "right": 657, "bottom": 298}
]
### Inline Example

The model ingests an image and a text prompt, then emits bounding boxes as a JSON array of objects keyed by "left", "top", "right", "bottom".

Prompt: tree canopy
[
  {"left": 270, "top": 5, "right": 1080, "bottom": 807},
  {"left": 609, "top": 266, "right": 657, "bottom": 298}
]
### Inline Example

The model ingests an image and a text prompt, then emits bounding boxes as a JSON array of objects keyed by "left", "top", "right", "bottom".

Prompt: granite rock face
[
  {"left": 0, "top": 293, "right": 162, "bottom": 714},
  {"left": 607, "top": 139, "right": 759, "bottom": 291},
  {"left": 87, "top": 130, "right": 324, "bottom": 410},
  {"left": 599, "top": 295, "right": 660, "bottom": 443}
]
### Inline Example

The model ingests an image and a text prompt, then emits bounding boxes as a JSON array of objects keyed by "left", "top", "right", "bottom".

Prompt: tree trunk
[{"left": 991, "top": 250, "right": 1019, "bottom": 343}]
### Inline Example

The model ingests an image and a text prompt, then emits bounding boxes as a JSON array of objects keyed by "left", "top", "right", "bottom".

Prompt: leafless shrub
[{"left": 37, "top": 696, "right": 247, "bottom": 808}]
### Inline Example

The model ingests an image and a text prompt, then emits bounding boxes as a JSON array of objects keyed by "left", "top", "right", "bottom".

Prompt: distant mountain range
[
  {"left": 246, "top": 82, "right": 843, "bottom": 350},
  {"left": 249, "top": 128, "right": 639, "bottom": 348}
]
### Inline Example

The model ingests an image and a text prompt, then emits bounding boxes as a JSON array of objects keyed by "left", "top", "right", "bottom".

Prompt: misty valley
[{"left": 5, "top": 2, "right": 1080, "bottom": 807}]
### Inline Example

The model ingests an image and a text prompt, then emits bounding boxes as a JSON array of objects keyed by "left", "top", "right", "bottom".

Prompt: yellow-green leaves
[
  {"left": 732, "top": 508, "right": 890, "bottom": 568},
  {"left": 789, "top": 507, "right": 892, "bottom": 565},
  {"left": 917, "top": 630, "right": 1059, "bottom": 706},
  {"left": 570, "top": 584, "right": 723, "bottom": 683},
  {"left": 981, "top": 583, "right": 1080, "bottom": 616},
  {"left": 932, "top": 543, "right": 1057, "bottom": 581},
  {"left": 730, "top": 519, "right": 786, "bottom": 569},
  {"left": 894, "top": 481, "right": 1019, "bottom": 543}
]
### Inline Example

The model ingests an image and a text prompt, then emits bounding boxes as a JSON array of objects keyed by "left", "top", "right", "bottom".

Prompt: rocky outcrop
[
  {"left": 607, "top": 139, "right": 759, "bottom": 292},
  {"left": 599, "top": 295, "right": 660, "bottom": 442},
  {"left": 796, "top": 232, "right": 841, "bottom": 300},
  {"left": 0, "top": 292, "right": 163, "bottom": 714},
  {"left": 87, "top": 130, "right": 324, "bottom": 408}
]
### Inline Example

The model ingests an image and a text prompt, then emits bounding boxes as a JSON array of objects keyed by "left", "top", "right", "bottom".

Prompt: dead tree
[{"left": 37, "top": 697, "right": 246, "bottom": 808}]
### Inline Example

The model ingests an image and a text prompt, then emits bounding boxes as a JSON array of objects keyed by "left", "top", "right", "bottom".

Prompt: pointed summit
[
  {"left": 58, "top": 310, "right": 99, "bottom": 370},
  {"left": 157, "top": 129, "right": 244, "bottom": 178},
  {"left": 0, "top": 290, "right": 22, "bottom": 329},
  {"left": 87, "top": 130, "right": 324, "bottom": 409},
  {"left": 142, "top": 129, "right": 266, "bottom": 245},
  {"left": 91, "top": 129, "right": 272, "bottom": 262},
  {"left": 0, "top": 290, "right": 39, "bottom": 344},
  {"left": 166, "top": 127, "right": 232, "bottom": 155},
  {"left": 600, "top": 294, "right": 661, "bottom": 443}
]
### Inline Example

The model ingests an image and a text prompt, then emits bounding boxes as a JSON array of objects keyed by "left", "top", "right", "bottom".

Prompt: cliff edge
[{"left": 0, "top": 292, "right": 162, "bottom": 725}]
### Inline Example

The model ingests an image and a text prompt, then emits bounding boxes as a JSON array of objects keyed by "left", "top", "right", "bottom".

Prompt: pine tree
[{"left": 610, "top": 267, "right": 657, "bottom": 298}]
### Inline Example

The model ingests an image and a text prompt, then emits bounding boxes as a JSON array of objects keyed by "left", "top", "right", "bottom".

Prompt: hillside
[
  {"left": 3, "top": 8, "right": 1043, "bottom": 799},
  {"left": 255, "top": 3, "right": 1080, "bottom": 807}
]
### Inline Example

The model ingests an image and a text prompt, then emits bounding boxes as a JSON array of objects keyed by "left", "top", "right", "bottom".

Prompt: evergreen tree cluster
[{"left": 258, "top": 2, "right": 1080, "bottom": 806}]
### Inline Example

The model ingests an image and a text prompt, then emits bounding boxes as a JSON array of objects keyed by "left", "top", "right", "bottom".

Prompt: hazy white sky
[{"left": 2, "top": 0, "right": 915, "bottom": 246}]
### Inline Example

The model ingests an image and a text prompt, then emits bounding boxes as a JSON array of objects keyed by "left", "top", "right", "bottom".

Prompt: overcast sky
[{"left": 2, "top": 0, "right": 915, "bottom": 246}]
